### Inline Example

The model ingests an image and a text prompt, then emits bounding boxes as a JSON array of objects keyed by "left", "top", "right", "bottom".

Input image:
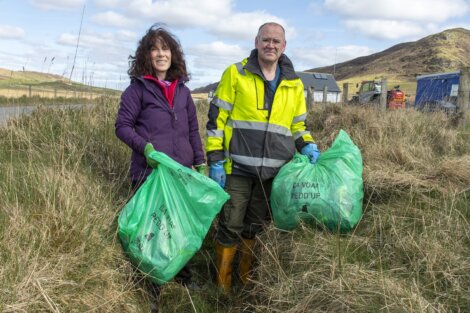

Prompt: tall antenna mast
[{"left": 69, "top": 4, "right": 85, "bottom": 82}]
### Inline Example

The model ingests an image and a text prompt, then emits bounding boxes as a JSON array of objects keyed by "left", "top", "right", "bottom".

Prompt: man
[{"left": 205, "top": 22, "right": 320, "bottom": 293}]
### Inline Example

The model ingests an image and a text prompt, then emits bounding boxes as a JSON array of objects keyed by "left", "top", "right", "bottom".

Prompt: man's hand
[
  {"left": 144, "top": 143, "right": 159, "bottom": 168},
  {"left": 300, "top": 143, "right": 321, "bottom": 164},
  {"left": 209, "top": 161, "right": 226, "bottom": 188}
]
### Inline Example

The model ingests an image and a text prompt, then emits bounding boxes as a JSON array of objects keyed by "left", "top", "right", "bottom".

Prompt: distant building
[{"left": 296, "top": 72, "right": 341, "bottom": 103}]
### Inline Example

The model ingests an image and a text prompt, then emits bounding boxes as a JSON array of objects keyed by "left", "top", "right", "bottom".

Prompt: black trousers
[{"left": 216, "top": 175, "right": 273, "bottom": 246}]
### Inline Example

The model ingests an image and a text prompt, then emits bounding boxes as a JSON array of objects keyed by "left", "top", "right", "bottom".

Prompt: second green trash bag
[
  {"left": 271, "top": 130, "right": 363, "bottom": 232},
  {"left": 118, "top": 151, "right": 230, "bottom": 285}
]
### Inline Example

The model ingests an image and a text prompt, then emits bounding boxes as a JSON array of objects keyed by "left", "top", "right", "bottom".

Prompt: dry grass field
[
  {"left": 0, "top": 87, "right": 107, "bottom": 99},
  {"left": 1, "top": 98, "right": 469, "bottom": 312}
]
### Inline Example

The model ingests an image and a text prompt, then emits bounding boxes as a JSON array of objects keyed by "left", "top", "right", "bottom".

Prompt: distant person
[
  {"left": 115, "top": 24, "right": 205, "bottom": 311},
  {"left": 205, "top": 22, "right": 321, "bottom": 293}
]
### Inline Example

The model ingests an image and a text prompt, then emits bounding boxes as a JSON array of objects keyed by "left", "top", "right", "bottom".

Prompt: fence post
[
  {"left": 306, "top": 86, "right": 314, "bottom": 111},
  {"left": 342, "top": 83, "right": 349, "bottom": 104},
  {"left": 380, "top": 79, "right": 387, "bottom": 112},
  {"left": 457, "top": 67, "right": 470, "bottom": 128},
  {"left": 28, "top": 85, "right": 32, "bottom": 97},
  {"left": 322, "top": 85, "right": 328, "bottom": 104}
]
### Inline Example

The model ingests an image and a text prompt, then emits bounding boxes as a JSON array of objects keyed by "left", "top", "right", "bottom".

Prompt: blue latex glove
[
  {"left": 144, "top": 143, "right": 159, "bottom": 168},
  {"left": 209, "top": 160, "right": 226, "bottom": 188},
  {"left": 300, "top": 143, "right": 321, "bottom": 164}
]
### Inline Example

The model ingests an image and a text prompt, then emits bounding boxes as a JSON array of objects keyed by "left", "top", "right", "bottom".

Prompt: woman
[{"left": 115, "top": 25, "right": 205, "bottom": 307}]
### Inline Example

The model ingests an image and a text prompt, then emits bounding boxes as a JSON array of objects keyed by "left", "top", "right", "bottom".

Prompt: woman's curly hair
[{"left": 128, "top": 24, "right": 189, "bottom": 82}]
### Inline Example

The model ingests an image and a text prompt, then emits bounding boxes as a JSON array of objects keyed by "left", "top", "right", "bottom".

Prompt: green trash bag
[
  {"left": 118, "top": 151, "right": 230, "bottom": 285},
  {"left": 271, "top": 130, "right": 363, "bottom": 232}
]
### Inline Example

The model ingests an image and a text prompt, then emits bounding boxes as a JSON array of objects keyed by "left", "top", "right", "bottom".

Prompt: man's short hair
[{"left": 257, "top": 22, "right": 286, "bottom": 40}]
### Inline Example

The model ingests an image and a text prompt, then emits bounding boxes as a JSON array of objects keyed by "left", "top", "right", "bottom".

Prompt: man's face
[{"left": 255, "top": 24, "right": 286, "bottom": 65}]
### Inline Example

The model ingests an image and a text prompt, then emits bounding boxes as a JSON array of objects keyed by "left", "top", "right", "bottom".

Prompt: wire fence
[{"left": 0, "top": 84, "right": 117, "bottom": 100}]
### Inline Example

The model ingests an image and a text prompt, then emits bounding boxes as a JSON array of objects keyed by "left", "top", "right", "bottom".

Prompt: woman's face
[{"left": 150, "top": 38, "right": 171, "bottom": 80}]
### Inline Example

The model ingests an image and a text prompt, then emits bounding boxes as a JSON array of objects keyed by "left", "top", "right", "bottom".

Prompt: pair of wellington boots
[{"left": 215, "top": 238, "right": 256, "bottom": 294}]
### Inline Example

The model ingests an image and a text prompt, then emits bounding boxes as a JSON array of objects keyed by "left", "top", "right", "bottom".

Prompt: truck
[
  {"left": 349, "top": 80, "right": 406, "bottom": 109},
  {"left": 414, "top": 71, "right": 460, "bottom": 112}
]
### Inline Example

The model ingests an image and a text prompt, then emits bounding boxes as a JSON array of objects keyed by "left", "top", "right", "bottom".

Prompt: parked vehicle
[
  {"left": 349, "top": 81, "right": 406, "bottom": 109},
  {"left": 414, "top": 71, "right": 460, "bottom": 112}
]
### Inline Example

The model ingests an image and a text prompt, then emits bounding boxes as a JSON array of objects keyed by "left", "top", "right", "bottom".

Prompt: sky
[{"left": 1, "top": 0, "right": 470, "bottom": 91}]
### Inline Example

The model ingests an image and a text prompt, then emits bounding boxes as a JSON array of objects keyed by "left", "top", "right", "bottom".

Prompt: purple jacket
[{"left": 115, "top": 76, "right": 205, "bottom": 182}]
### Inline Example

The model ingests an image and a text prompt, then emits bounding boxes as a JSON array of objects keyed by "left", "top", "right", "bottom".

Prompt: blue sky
[{"left": 1, "top": 0, "right": 470, "bottom": 91}]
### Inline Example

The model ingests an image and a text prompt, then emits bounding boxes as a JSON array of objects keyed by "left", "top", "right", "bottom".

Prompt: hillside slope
[
  {"left": 0, "top": 67, "right": 121, "bottom": 97},
  {"left": 307, "top": 28, "right": 470, "bottom": 81},
  {"left": 0, "top": 68, "right": 67, "bottom": 83}
]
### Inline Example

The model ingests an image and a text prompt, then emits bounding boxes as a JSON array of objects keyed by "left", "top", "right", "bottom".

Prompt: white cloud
[
  {"left": 55, "top": 31, "right": 132, "bottom": 82},
  {"left": 344, "top": 20, "right": 425, "bottom": 40},
  {"left": 93, "top": 0, "right": 127, "bottom": 8},
  {"left": 126, "top": 0, "right": 231, "bottom": 27},
  {"left": 293, "top": 45, "right": 375, "bottom": 70},
  {"left": 0, "top": 50, "right": 31, "bottom": 69},
  {"left": 188, "top": 41, "right": 247, "bottom": 70},
  {"left": 58, "top": 31, "right": 120, "bottom": 48},
  {"left": 115, "top": 30, "right": 138, "bottom": 42},
  {"left": 107, "top": 0, "right": 290, "bottom": 41},
  {"left": 324, "top": 0, "right": 469, "bottom": 22},
  {"left": 91, "top": 11, "right": 136, "bottom": 28},
  {"left": 29, "top": 0, "right": 85, "bottom": 10},
  {"left": 208, "top": 11, "right": 290, "bottom": 40},
  {"left": 322, "top": 0, "right": 470, "bottom": 40},
  {"left": 0, "top": 25, "right": 25, "bottom": 39}
]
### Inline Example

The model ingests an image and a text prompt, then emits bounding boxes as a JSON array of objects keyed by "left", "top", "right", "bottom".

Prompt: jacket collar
[
  {"left": 244, "top": 49, "right": 298, "bottom": 80},
  {"left": 132, "top": 75, "right": 185, "bottom": 88}
]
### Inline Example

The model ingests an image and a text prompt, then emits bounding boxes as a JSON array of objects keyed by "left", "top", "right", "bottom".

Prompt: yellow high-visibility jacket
[{"left": 206, "top": 50, "right": 314, "bottom": 180}]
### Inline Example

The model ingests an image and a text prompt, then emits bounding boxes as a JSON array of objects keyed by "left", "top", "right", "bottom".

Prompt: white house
[{"left": 296, "top": 72, "right": 341, "bottom": 103}]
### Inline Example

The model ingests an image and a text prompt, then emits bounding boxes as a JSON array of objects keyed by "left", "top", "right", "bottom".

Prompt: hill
[
  {"left": 192, "top": 81, "right": 219, "bottom": 94},
  {"left": 0, "top": 67, "right": 70, "bottom": 84},
  {"left": 307, "top": 28, "right": 470, "bottom": 81},
  {"left": 0, "top": 67, "right": 121, "bottom": 99}
]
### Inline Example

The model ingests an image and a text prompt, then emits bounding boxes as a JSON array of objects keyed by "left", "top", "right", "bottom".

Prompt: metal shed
[{"left": 415, "top": 71, "right": 460, "bottom": 111}]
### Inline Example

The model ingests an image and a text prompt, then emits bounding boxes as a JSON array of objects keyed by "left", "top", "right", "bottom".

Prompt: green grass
[{"left": 1, "top": 99, "right": 469, "bottom": 312}]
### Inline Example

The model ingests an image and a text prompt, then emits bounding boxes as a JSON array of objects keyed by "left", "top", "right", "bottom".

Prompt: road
[{"left": 0, "top": 104, "right": 90, "bottom": 127}]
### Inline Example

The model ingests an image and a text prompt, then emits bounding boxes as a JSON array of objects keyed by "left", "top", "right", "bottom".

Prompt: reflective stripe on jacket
[{"left": 206, "top": 50, "right": 314, "bottom": 180}]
